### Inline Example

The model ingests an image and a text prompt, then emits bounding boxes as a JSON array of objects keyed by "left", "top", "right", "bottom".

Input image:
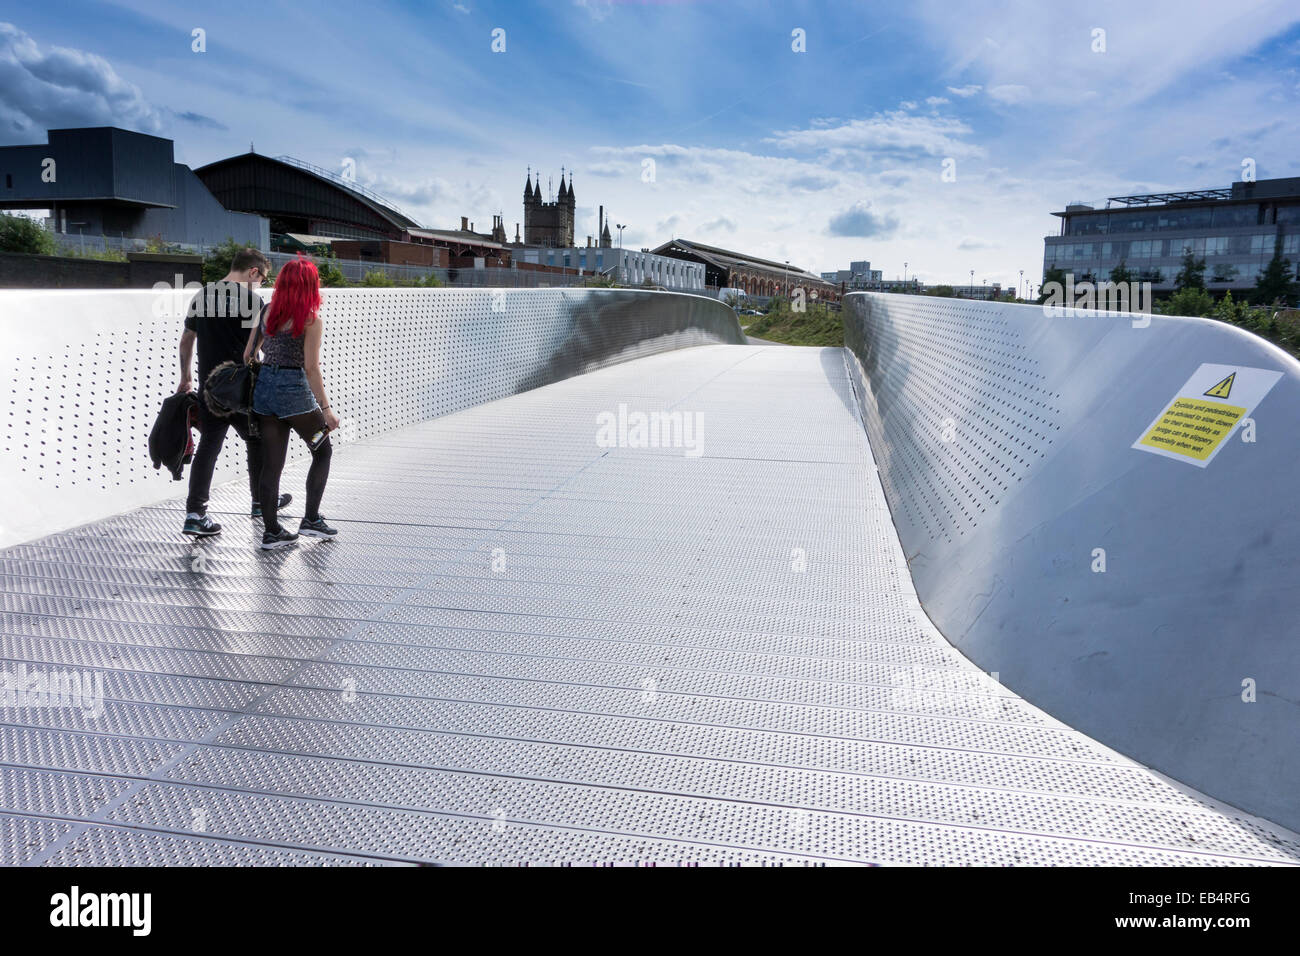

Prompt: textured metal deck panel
[{"left": 2, "top": 344, "right": 1298, "bottom": 866}]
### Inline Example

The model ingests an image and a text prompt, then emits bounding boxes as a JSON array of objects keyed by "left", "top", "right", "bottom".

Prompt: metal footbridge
[{"left": 0, "top": 288, "right": 1297, "bottom": 866}]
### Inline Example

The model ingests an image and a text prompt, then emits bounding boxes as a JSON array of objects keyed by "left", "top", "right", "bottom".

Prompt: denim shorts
[{"left": 253, "top": 365, "right": 320, "bottom": 419}]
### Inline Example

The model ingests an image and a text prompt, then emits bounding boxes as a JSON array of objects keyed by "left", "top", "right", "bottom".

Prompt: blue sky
[{"left": 3, "top": 0, "right": 1299, "bottom": 289}]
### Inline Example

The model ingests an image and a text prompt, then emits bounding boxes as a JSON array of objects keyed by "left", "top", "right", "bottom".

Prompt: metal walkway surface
[{"left": 1, "top": 344, "right": 1298, "bottom": 866}]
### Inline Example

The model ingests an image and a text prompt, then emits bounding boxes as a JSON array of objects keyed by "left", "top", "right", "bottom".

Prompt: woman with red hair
[{"left": 244, "top": 255, "right": 340, "bottom": 549}]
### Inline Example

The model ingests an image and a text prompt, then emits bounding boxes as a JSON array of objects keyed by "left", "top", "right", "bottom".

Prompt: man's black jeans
[{"left": 185, "top": 400, "right": 263, "bottom": 515}]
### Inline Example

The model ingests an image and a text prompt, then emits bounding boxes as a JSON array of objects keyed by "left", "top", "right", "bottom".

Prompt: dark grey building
[
  {"left": 0, "top": 127, "right": 267, "bottom": 249},
  {"left": 195, "top": 152, "right": 421, "bottom": 243},
  {"left": 1044, "top": 177, "right": 1300, "bottom": 292}
]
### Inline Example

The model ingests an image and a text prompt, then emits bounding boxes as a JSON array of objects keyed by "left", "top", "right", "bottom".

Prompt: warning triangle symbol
[{"left": 1204, "top": 372, "right": 1235, "bottom": 399}]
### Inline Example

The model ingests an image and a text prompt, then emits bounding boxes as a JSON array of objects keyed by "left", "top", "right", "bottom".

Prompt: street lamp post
[
  {"left": 969, "top": 269, "right": 974, "bottom": 297},
  {"left": 1019, "top": 269, "right": 1024, "bottom": 300}
]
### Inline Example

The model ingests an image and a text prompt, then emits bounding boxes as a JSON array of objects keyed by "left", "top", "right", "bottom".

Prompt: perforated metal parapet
[
  {"left": 843, "top": 298, "right": 1062, "bottom": 543},
  {"left": 0, "top": 288, "right": 742, "bottom": 548},
  {"left": 1, "top": 344, "right": 1298, "bottom": 866},
  {"left": 844, "top": 292, "right": 1300, "bottom": 834}
]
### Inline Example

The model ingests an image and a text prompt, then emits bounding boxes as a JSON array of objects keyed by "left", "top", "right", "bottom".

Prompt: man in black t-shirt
[{"left": 176, "top": 248, "right": 289, "bottom": 536}]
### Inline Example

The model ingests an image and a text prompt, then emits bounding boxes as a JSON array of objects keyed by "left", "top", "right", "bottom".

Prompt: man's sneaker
[
  {"left": 251, "top": 493, "right": 292, "bottom": 518},
  {"left": 298, "top": 515, "right": 338, "bottom": 539},
  {"left": 260, "top": 528, "right": 299, "bottom": 550},
  {"left": 182, "top": 514, "right": 221, "bottom": 537}
]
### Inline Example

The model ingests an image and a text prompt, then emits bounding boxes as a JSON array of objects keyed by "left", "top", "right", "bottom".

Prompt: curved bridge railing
[
  {"left": 0, "top": 287, "right": 742, "bottom": 548},
  {"left": 844, "top": 291, "right": 1300, "bottom": 832}
]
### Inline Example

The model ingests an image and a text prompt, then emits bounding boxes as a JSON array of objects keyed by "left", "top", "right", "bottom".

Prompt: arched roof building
[{"left": 195, "top": 152, "right": 421, "bottom": 242}]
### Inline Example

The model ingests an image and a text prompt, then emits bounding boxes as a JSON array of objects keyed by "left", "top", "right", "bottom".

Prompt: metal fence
[
  {"left": 36, "top": 227, "right": 705, "bottom": 293},
  {"left": 265, "top": 252, "right": 600, "bottom": 289},
  {"left": 45, "top": 230, "right": 162, "bottom": 257}
]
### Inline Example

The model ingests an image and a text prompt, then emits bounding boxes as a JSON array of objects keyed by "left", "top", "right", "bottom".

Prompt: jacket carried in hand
[{"left": 149, "top": 391, "right": 199, "bottom": 480}]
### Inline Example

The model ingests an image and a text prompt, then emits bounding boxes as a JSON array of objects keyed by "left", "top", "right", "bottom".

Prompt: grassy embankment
[{"left": 742, "top": 298, "right": 843, "bottom": 346}]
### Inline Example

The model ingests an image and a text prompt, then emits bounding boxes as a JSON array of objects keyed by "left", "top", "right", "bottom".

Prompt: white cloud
[
  {"left": 827, "top": 200, "right": 900, "bottom": 238},
  {"left": 573, "top": 0, "right": 615, "bottom": 21},
  {"left": 987, "top": 84, "right": 1031, "bottom": 104},
  {"left": 656, "top": 212, "right": 683, "bottom": 234},
  {"left": 0, "top": 21, "right": 164, "bottom": 143},
  {"left": 946, "top": 84, "right": 982, "bottom": 97},
  {"left": 766, "top": 110, "right": 985, "bottom": 159},
  {"left": 925, "top": 96, "right": 950, "bottom": 106},
  {"left": 913, "top": 0, "right": 1300, "bottom": 109}
]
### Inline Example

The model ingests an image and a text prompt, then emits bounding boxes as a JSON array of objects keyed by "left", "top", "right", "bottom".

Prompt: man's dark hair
[{"left": 231, "top": 248, "right": 271, "bottom": 275}]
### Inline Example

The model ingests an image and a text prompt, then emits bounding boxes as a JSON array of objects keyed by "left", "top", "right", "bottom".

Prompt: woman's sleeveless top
[{"left": 261, "top": 314, "right": 306, "bottom": 367}]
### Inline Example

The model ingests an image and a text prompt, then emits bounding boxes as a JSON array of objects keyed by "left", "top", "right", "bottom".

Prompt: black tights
[{"left": 257, "top": 409, "right": 332, "bottom": 533}]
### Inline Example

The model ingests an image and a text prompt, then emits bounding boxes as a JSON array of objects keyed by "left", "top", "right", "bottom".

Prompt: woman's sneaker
[
  {"left": 260, "top": 528, "right": 299, "bottom": 550},
  {"left": 251, "top": 493, "right": 293, "bottom": 518},
  {"left": 183, "top": 513, "right": 221, "bottom": 537},
  {"left": 298, "top": 515, "right": 338, "bottom": 538}
]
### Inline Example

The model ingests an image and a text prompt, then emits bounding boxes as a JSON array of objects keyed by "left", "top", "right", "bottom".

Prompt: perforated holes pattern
[
  {"left": 845, "top": 295, "right": 1061, "bottom": 543},
  {"left": 1, "top": 287, "right": 741, "bottom": 496}
]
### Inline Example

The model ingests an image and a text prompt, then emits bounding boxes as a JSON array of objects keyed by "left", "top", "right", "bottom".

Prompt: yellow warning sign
[
  {"left": 1203, "top": 372, "right": 1235, "bottom": 399},
  {"left": 1134, "top": 363, "right": 1282, "bottom": 468},
  {"left": 1138, "top": 398, "right": 1246, "bottom": 460}
]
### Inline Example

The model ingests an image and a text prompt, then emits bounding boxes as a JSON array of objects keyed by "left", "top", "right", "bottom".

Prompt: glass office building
[{"left": 1043, "top": 177, "right": 1300, "bottom": 291}]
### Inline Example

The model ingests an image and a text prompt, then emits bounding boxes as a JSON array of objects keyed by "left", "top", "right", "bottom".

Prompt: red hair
[{"left": 264, "top": 255, "right": 321, "bottom": 338}]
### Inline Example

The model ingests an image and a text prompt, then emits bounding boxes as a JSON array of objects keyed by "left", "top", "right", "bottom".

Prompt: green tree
[
  {"left": 1251, "top": 240, "right": 1296, "bottom": 306},
  {"left": 1173, "top": 247, "right": 1206, "bottom": 291},
  {"left": 0, "top": 212, "right": 57, "bottom": 255},
  {"left": 1036, "top": 266, "right": 1067, "bottom": 304},
  {"left": 1274, "top": 308, "right": 1300, "bottom": 351},
  {"left": 1162, "top": 286, "right": 1214, "bottom": 318},
  {"left": 202, "top": 237, "right": 255, "bottom": 283},
  {"left": 144, "top": 234, "right": 185, "bottom": 254},
  {"left": 314, "top": 254, "right": 347, "bottom": 287},
  {"left": 1212, "top": 289, "right": 1247, "bottom": 324},
  {"left": 1209, "top": 263, "right": 1239, "bottom": 284},
  {"left": 930, "top": 285, "right": 955, "bottom": 297},
  {"left": 1108, "top": 260, "right": 1134, "bottom": 285}
]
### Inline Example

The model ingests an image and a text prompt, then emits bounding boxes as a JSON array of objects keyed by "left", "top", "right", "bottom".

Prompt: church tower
[
  {"left": 522, "top": 168, "right": 576, "bottom": 248},
  {"left": 523, "top": 169, "right": 537, "bottom": 213}
]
